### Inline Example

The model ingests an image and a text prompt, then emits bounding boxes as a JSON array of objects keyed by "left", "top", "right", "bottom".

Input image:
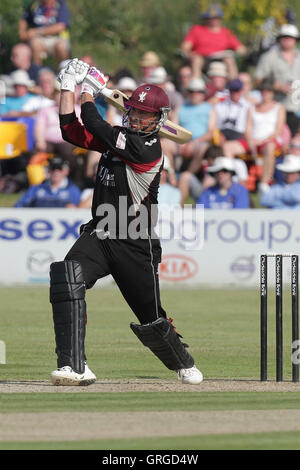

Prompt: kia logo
[{"left": 159, "top": 254, "right": 198, "bottom": 281}]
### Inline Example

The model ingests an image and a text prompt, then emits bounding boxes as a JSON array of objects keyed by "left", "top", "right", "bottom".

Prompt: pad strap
[
  {"left": 50, "top": 261, "right": 86, "bottom": 373},
  {"left": 130, "top": 317, "right": 194, "bottom": 370}
]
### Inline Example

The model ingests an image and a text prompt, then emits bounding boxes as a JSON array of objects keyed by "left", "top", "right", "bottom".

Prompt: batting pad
[
  {"left": 50, "top": 261, "right": 86, "bottom": 374},
  {"left": 130, "top": 317, "right": 194, "bottom": 370}
]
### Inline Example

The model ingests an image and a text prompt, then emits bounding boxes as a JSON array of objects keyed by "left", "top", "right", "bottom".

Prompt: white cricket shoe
[
  {"left": 51, "top": 364, "right": 96, "bottom": 386},
  {"left": 177, "top": 365, "right": 203, "bottom": 385}
]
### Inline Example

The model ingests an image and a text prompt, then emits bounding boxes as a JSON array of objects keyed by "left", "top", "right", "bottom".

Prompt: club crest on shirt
[
  {"left": 138, "top": 92, "right": 147, "bottom": 102},
  {"left": 116, "top": 131, "right": 126, "bottom": 149}
]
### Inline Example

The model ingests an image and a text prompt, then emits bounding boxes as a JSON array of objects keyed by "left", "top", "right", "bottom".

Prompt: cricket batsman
[{"left": 49, "top": 58, "right": 203, "bottom": 386}]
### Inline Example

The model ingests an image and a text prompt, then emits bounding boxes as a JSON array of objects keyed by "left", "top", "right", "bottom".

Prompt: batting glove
[
  {"left": 59, "top": 58, "right": 90, "bottom": 93},
  {"left": 81, "top": 67, "right": 107, "bottom": 99}
]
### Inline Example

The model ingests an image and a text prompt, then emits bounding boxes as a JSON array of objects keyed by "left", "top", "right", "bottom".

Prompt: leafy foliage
[{"left": 0, "top": 0, "right": 299, "bottom": 77}]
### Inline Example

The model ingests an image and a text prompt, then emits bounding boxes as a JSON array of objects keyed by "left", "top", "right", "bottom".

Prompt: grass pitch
[{"left": 1, "top": 286, "right": 300, "bottom": 450}]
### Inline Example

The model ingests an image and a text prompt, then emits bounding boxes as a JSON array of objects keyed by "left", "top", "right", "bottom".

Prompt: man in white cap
[
  {"left": 255, "top": 24, "right": 300, "bottom": 135},
  {"left": 0, "top": 70, "right": 35, "bottom": 116},
  {"left": 197, "top": 156, "right": 249, "bottom": 208},
  {"left": 260, "top": 154, "right": 300, "bottom": 209}
]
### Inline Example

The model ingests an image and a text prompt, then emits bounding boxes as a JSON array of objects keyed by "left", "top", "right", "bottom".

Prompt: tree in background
[{"left": 1, "top": 0, "right": 299, "bottom": 78}]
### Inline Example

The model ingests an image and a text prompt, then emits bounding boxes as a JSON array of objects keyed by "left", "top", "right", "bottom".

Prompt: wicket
[{"left": 260, "top": 254, "right": 299, "bottom": 382}]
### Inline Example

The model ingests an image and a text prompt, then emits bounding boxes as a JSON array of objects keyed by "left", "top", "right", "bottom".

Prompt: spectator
[
  {"left": 205, "top": 61, "right": 229, "bottom": 104},
  {"left": 0, "top": 70, "right": 35, "bottom": 116},
  {"left": 215, "top": 78, "right": 251, "bottom": 156},
  {"left": 163, "top": 78, "right": 216, "bottom": 188},
  {"left": 255, "top": 24, "right": 300, "bottom": 136},
  {"left": 238, "top": 72, "right": 261, "bottom": 105},
  {"left": 18, "top": 0, "right": 71, "bottom": 66},
  {"left": 33, "top": 89, "right": 81, "bottom": 182},
  {"left": 246, "top": 78, "right": 287, "bottom": 186},
  {"left": 21, "top": 68, "right": 57, "bottom": 115},
  {"left": 260, "top": 154, "right": 300, "bottom": 209},
  {"left": 139, "top": 51, "right": 161, "bottom": 82},
  {"left": 179, "top": 145, "right": 248, "bottom": 206},
  {"left": 15, "top": 156, "right": 81, "bottom": 208},
  {"left": 178, "top": 144, "right": 223, "bottom": 206},
  {"left": 177, "top": 78, "right": 216, "bottom": 170},
  {"left": 181, "top": 3, "right": 247, "bottom": 79},
  {"left": 288, "top": 133, "right": 300, "bottom": 155},
  {"left": 176, "top": 63, "right": 193, "bottom": 97},
  {"left": 147, "top": 66, "right": 184, "bottom": 121},
  {"left": 197, "top": 156, "right": 250, "bottom": 209},
  {"left": 158, "top": 156, "right": 181, "bottom": 208},
  {"left": 274, "top": 132, "right": 300, "bottom": 183},
  {"left": 10, "top": 43, "right": 41, "bottom": 85}
]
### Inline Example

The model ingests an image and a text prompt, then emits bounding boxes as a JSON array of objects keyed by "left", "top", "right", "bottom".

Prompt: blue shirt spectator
[
  {"left": 197, "top": 157, "right": 250, "bottom": 209},
  {"left": 19, "top": 0, "right": 71, "bottom": 67},
  {"left": 0, "top": 70, "right": 35, "bottom": 116},
  {"left": 15, "top": 156, "right": 81, "bottom": 208},
  {"left": 21, "top": 0, "right": 70, "bottom": 30},
  {"left": 260, "top": 154, "right": 300, "bottom": 209},
  {"left": 178, "top": 79, "right": 213, "bottom": 139}
]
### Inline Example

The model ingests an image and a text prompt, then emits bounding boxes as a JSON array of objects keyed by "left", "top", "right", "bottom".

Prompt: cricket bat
[{"left": 100, "top": 88, "right": 192, "bottom": 144}]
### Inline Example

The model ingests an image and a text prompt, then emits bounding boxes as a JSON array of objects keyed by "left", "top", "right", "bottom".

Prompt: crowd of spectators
[{"left": 1, "top": 2, "right": 300, "bottom": 210}]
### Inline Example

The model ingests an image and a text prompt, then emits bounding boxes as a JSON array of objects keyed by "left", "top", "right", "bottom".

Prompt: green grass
[
  {"left": 1, "top": 392, "right": 300, "bottom": 413},
  {"left": 2, "top": 432, "right": 300, "bottom": 450},
  {"left": 1, "top": 286, "right": 300, "bottom": 450},
  {"left": 0, "top": 192, "right": 20, "bottom": 207},
  {"left": 0, "top": 287, "right": 296, "bottom": 381}
]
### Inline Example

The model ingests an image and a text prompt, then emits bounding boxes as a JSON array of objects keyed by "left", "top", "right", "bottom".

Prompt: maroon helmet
[
  {"left": 125, "top": 84, "right": 170, "bottom": 135},
  {"left": 126, "top": 84, "right": 170, "bottom": 112}
]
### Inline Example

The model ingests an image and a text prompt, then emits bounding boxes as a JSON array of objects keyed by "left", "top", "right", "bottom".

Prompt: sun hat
[
  {"left": 277, "top": 24, "right": 299, "bottom": 39},
  {"left": 207, "top": 61, "right": 227, "bottom": 78},
  {"left": 206, "top": 156, "right": 236, "bottom": 174},
  {"left": 10, "top": 70, "right": 34, "bottom": 88},
  {"left": 116, "top": 77, "right": 137, "bottom": 91},
  {"left": 147, "top": 67, "right": 169, "bottom": 84},
  {"left": 276, "top": 154, "right": 300, "bottom": 173},
  {"left": 186, "top": 78, "right": 206, "bottom": 92}
]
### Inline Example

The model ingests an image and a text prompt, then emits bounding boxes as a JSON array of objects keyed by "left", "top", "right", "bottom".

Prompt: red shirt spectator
[
  {"left": 183, "top": 25, "right": 242, "bottom": 57},
  {"left": 181, "top": 3, "right": 246, "bottom": 79}
]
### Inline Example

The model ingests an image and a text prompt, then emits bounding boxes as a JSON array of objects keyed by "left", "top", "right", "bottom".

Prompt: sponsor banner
[{"left": 0, "top": 208, "right": 299, "bottom": 286}]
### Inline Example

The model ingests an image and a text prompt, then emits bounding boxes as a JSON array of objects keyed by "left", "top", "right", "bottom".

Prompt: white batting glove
[
  {"left": 59, "top": 58, "right": 90, "bottom": 93},
  {"left": 81, "top": 67, "right": 107, "bottom": 98}
]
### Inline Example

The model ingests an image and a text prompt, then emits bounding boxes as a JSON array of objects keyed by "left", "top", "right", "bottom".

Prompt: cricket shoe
[
  {"left": 50, "top": 364, "right": 96, "bottom": 386},
  {"left": 177, "top": 365, "right": 203, "bottom": 385}
]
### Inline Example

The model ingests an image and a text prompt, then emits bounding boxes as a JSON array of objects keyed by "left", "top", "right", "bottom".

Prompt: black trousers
[{"left": 65, "top": 231, "right": 167, "bottom": 324}]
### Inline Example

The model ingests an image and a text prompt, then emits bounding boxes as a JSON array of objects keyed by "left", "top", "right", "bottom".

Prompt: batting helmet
[{"left": 126, "top": 84, "right": 170, "bottom": 113}]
